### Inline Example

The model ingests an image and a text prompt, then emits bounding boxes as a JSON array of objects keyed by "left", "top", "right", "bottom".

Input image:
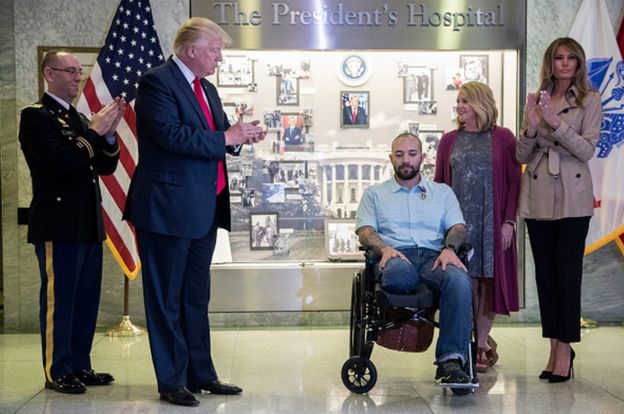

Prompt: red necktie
[
  {"left": 193, "top": 77, "right": 226, "bottom": 194},
  {"left": 352, "top": 110, "right": 357, "bottom": 123}
]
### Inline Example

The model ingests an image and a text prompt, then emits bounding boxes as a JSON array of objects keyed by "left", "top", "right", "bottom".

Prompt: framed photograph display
[
  {"left": 420, "top": 129, "right": 443, "bottom": 179},
  {"left": 250, "top": 212, "right": 279, "bottom": 250},
  {"left": 228, "top": 171, "right": 244, "bottom": 194},
  {"left": 241, "top": 188, "right": 255, "bottom": 207},
  {"left": 263, "top": 109, "right": 282, "bottom": 130},
  {"left": 280, "top": 112, "right": 305, "bottom": 147},
  {"left": 337, "top": 54, "right": 371, "bottom": 86},
  {"left": 445, "top": 68, "right": 464, "bottom": 90},
  {"left": 222, "top": 102, "right": 240, "bottom": 125},
  {"left": 324, "top": 219, "right": 363, "bottom": 261},
  {"left": 408, "top": 122, "right": 420, "bottom": 135},
  {"left": 277, "top": 75, "right": 299, "bottom": 105},
  {"left": 459, "top": 54, "right": 489, "bottom": 84},
  {"left": 217, "top": 55, "right": 254, "bottom": 87},
  {"left": 262, "top": 183, "right": 286, "bottom": 204},
  {"left": 274, "top": 160, "right": 308, "bottom": 188},
  {"left": 418, "top": 101, "right": 438, "bottom": 115},
  {"left": 403, "top": 66, "right": 434, "bottom": 103},
  {"left": 341, "top": 91, "right": 369, "bottom": 128}
]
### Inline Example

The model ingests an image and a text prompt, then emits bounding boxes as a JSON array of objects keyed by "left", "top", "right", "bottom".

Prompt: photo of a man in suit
[
  {"left": 282, "top": 114, "right": 303, "bottom": 145},
  {"left": 123, "top": 17, "right": 265, "bottom": 407},
  {"left": 342, "top": 94, "right": 368, "bottom": 126}
]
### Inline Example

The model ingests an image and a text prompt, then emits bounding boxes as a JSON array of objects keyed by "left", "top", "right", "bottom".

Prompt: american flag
[{"left": 76, "top": 0, "right": 164, "bottom": 278}]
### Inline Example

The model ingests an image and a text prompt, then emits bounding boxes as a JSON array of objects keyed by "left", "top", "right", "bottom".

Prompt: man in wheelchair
[{"left": 355, "top": 132, "right": 473, "bottom": 386}]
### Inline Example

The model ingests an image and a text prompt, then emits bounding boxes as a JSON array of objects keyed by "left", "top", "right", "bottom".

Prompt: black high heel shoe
[
  {"left": 538, "top": 370, "right": 552, "bottom": 380},
  {"left": 549, "top": 348, "right": 575, "bottom": 383}
]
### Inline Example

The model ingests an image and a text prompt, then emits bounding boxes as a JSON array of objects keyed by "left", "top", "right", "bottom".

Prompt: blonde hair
[
  {"left": 455, "top": 81, "right": 498, "bottom": 131},
  {"left": 173, "top": 17, "right": 232, "bottom": 56},
  {"left": 537, "top": 37, "right": 590, "bottom": 106}
]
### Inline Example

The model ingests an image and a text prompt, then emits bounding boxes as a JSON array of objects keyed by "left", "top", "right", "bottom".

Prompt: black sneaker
[{"left": 435, "top": 359, "right": 470, "bottom": 385}]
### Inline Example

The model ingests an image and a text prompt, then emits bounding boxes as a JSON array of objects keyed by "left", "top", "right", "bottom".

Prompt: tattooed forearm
[
  {"left": 357, "top": 226, "right": 387, "bottom": 256},
  {"left": 444, "top": 224, "right": 467, "bottom": 248}
]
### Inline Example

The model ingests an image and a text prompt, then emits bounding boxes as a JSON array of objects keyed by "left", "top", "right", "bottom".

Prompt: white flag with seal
[{"left": 569, "top": 0, "right": 624, "bottom": 254}]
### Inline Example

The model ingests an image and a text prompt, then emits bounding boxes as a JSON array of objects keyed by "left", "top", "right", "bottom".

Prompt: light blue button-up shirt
[{"left": 356, "top": 175, "right": 465, "bottom": 252}]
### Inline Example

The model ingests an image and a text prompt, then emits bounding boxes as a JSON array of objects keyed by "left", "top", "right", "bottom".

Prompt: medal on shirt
[{"left": 418, "top": 185, "right": 427, "bottom": 200}]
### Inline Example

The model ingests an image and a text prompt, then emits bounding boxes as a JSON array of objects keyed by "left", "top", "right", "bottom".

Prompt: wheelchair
[{"left": 340, "top": 246, "right": 479, "bottom": 396}]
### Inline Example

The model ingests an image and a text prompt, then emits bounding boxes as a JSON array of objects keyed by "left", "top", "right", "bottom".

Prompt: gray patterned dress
[{"left": 450, "top": 130, "right": 495, "bottom": 278}]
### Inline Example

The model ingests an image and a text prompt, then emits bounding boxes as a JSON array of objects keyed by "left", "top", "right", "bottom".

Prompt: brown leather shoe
[
  {"left": 45, "top": 374, "right": 86, "bottom": 394},
  {"left": 187, "top": 380, "right": 242, "bottom": 395},
  {"left": 160, "top": 387, "right": 200, "bottom": 407},
  {"left": 73, "top": 369, "right": 114, "bottom": 386}
]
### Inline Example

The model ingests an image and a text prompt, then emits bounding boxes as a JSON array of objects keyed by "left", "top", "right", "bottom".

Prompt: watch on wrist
[{"left": 443, "top": 243, "right": 457, "bottom": 253}]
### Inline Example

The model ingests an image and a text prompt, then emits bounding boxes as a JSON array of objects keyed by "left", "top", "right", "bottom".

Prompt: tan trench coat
[{"left": 516, "top": 87, "right": 602, "bottom": 219}]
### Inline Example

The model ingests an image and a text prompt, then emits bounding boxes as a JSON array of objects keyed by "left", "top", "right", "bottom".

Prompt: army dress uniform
[{"left": 19, "top": 93, "right": 120, "bottom": 388}]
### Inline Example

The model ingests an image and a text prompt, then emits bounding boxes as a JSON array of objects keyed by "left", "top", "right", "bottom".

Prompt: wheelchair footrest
[{"left": 436, "top": 381, "right": 479, "bottom": 389}]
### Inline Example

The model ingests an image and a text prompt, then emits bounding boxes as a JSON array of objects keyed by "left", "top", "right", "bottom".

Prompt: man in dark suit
[
  {"left": 123, "top": 18, "right": 265, "bottom": 407},
  {"left": 282, "top": 115, "right": 303, "bottom": 145},
  {"left": 19, "top": 49, "right": 125, "bottom": 394},
  {"left": 342, "top": 94, "right": 368, "bottom": 125}
]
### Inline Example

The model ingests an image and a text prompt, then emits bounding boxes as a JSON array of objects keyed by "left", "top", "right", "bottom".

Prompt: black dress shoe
[
  {"left": 187, "top": 380, "right": 242, "bottom": 395},
  {"left": 160, "top": 387, "right": 200, "bottom": 407},
  {"left": 73, "top": 369, "right": 115, "bottom": 386},
  {"left": 45, "top": 374, "right": 86, "bottom": 394}
]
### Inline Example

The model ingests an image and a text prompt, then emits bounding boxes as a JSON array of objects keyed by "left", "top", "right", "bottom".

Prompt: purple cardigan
[{"left": 434, "top": 127, "right": 521, "bottom": 315}]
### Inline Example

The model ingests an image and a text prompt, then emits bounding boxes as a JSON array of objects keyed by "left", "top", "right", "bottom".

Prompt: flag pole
[{"left": 106, "top": 274, "right": 146, "bottom": 336}]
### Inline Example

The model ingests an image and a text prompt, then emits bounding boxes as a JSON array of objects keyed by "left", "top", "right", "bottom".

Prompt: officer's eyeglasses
[{"left": 49, "top": 67, "right": 84, "bottom": 77}]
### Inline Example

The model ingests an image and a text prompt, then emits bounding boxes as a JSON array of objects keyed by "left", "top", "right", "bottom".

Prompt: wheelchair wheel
[
  {"left": 341, "top": 356, "right": 377, "bottom": 394},
  {"left": 349, "top": 273, "right": 364, "bottom": 357}
]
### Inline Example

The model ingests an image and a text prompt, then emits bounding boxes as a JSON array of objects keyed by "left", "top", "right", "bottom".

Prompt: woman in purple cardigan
[{"left": 435, "top": 81, "right": 521, "bottom": 373}]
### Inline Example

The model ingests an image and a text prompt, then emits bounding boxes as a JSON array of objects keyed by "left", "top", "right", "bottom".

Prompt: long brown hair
[{"left": 537, "top": 37, "right": 590, "bottom": 106}]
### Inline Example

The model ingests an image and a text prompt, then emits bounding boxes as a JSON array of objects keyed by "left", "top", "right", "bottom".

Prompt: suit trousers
[
  {"left": 525, "top": 217, "right": 591, "bottom": 343},
  {"left": 136, "top": 226, "right": 219, "bottom": 393},
  {"left": 34, "top": 241, "right": 102, "bottom": 382}
]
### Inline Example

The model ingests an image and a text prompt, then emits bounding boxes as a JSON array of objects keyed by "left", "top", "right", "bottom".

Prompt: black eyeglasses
[{"left": 49, "top": 67, "right": 84, "bottom": 76}]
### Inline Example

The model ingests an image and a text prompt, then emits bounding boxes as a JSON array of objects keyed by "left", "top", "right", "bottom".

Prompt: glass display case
[{"left": 210, "top": 49, "right": 519, "bottom": 263}]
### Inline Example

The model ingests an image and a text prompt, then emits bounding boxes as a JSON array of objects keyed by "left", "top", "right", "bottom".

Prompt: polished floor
[{"left": 1, "top": 325, "right": 624, "bottom": 413}]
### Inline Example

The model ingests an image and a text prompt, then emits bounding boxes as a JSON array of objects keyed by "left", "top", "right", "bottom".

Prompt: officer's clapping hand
[{"left": 89, "top": 97, "right": 127, "bottom": 136}]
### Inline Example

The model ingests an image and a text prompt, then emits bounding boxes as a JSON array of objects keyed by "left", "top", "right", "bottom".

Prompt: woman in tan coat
[{"left": 517, "top": 37, "right": 602, "bottom": 383}]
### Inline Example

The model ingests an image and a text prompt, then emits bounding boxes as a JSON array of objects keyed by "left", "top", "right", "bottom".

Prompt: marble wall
[{"left": 2, "top": 0, "right": 624, "bottom": 330}]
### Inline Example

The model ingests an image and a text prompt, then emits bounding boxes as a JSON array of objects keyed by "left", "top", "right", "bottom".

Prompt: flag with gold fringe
[
  {"left": 569, "top": 0, "right": 624, "bottom": 255},
  {"left": 76, "top": 0, "right": 165, "bottom": 278}
]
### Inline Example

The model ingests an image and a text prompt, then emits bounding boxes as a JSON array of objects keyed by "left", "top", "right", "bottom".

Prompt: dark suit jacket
[
  {"left": 19, "top": 93, "right": 120, "bottom": 243},
  {"left": 282, "top": 127, "right": 302, "bottom": 145},
  {"left": 124, "top": 57, "right": 239, "bottom": 238},
  {"left": 342, "top": 106, "right": 367, "bottom": 125}
]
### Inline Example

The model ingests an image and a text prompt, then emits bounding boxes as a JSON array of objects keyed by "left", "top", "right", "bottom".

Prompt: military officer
[{"left": 19, "top": 49, "right": 126, "bottom": 394}]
